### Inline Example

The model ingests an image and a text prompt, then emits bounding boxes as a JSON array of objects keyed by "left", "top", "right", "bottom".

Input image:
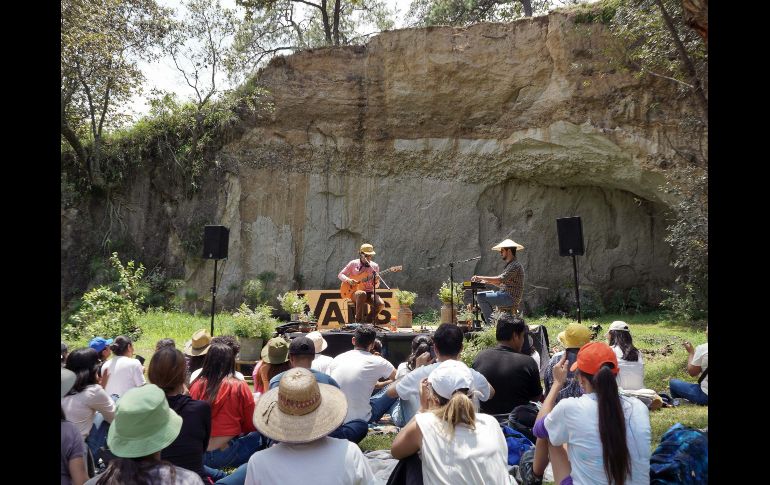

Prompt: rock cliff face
[{"left": 61, "top": 11, "right": 705, "bottom": 312}]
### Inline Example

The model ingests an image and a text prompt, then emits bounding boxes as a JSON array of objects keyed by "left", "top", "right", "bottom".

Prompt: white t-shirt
[
  {"left": 101, "top": 355, "right": 146, "bottom": 397},
  {"left": 311, "top": 354, "right": 334, "bottom": 375},
  {"left": 415, "top": 412, "right": 513, "bottom": 485},
  {"left": 61, "top": 384, "right": 116, "bottom": 437},
  {"left": 190, "top": 368, "right": 245, "bottom": 382},
  {"left": 329, "top": 349, "right": 395, "bottom": 422},
  {"left": 244, "top": 437, "right": 374, "bottom": 485},
  {"left": 531, "top": 350, "right": 541, "bottom": 371},
  {"left": 545, "top": 393, "right": 651, "bottom": 485},
  {"left": 395, "top": 362, "right": 410, "bottom": 379},
  {"left": 611, "top": 345, "right": 645, "bottom": 391},
  {"left": 692, "top": 343, "right": 708, "bottom": 394},
  {"left": 395, "top": 360, "right": 491, "bottom": 418}
]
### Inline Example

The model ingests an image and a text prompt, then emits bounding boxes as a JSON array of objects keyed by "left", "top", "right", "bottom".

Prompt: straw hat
[
  {"left": 107, "top": 384, "right": 183, "bottom": 458},
  {"left": 61, "top": 368, "right": 76, "bottom": 398},
  {"left": 183, "top": 329, "right": 212, "bottom": 356},
  {"left": 261, "top": 337, "right": 290, "bottom": 364},
  {"left": 557, "top": 323, "right": 591, "bottom": 349},
  {"left": 359, "top": 243, "right": 376, "bottom": 256},
  {"left": 491, "top": 239, "right": 524, "bottom": 251},
  {"left": 253, "top": 368, "right": 347, "bottom": 444},
  {"left": 306, "top": 331, "right": 328, "bottom": 353}
]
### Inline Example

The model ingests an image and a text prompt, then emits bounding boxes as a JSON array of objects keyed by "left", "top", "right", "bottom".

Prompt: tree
[
  {"left": 405, "top": 0, "right": 557, "bottom": 26},
  {"left": 61, "top": 0, "right": 172, "bottom": 189}
]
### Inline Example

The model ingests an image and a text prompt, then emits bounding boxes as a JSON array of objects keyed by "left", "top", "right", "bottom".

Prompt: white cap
[
  {"left": 608, "top": 321, "right": 630, "bottom": 332},
  {"left": 428, "top": 360, "right": 473, "bottom": 400},
  {"left": 306, "top": 331, "right": 328, "bottom": 353}
]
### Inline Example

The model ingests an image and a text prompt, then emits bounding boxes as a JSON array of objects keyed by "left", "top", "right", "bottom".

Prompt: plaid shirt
[
  {"left": 498, "top": 259, "right": 524, "bottom": 310},
  {"left": 543, "top": 351, "right": 584, "bottom": 404}
]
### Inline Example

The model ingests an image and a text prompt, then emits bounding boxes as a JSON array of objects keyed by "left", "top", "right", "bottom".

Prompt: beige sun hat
[
  {"left": 183, "top": 329, "right": 212, "bottom": 356},
  {"left": 306, "top": 331, "right": 329, "bottom": 353},
  {"left": 253, "top": 367, "right": 347, "bottom": 444},
  {"left": 491, "top": 239, "right": 524, "bottom": 251},
  {"left": 359, "top": 243, "right": 376, "bottom": 255}
]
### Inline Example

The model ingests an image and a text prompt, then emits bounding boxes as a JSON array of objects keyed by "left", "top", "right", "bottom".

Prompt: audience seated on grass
[
  {"left": 307, "top": 331, "right": 333, "bottom": 374},
  {"left": 190, "top": 335, "right": 245, "bottom": 382},
  {"left": 101, "top": 336, "right": 146, "bottom": 399},
  {"left": 391, "top": 360, "right": 514, "bottom": 484},
  {"left": 62, "top": 368, "right": 89, "bottom": 485},
  {"left": 329, "top": 325, "right": 398, "bottom": 442},
  {"left": 543, "top": 323, "right": 592, "bottom": 404},
  {"left": 252, "top": 337, "right": 292, "bottom": 394},
  {"left": 148, "top": 347, "right": 215, "bottom": 482},
  {"left": 62, "top": 348, "right": 116, "bottom": 463},
  {"left": 189, "top": 343, "right": 263, "bottom": 472},
  {"left": 245, "top": 368, "right": 375, "bottom": 485},
  {"left": 385, "top": 334, "right": 434, "bottom": 427},
  {"left": 89, "top": 337, "right": 113, "bottom": 385},
  {"left": 525, "top": 342, "right": 651, "bottom": 485},
  {"left": 84, "top": 384, "right": 204, "bottom": 484},
  {"left": 669, "top": 326, "right": 708, "bottom": 406},
  {"left": 386, "top": 323, "right": 494, "bottom": 425},
  {"left": 606, "top": 321, "right": 645, "bottom": 391},
  {"left": 184, "top": 329, "right": 212, "bottom": 386}
]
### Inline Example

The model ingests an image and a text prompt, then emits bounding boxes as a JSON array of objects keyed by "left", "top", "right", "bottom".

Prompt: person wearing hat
[
  {"left": 543, "top": 322, "right": 592, "bottom": 404},
  {"left": 184, "top": 329, "right": 212, "bottom": 386},
  {"left": 391, "top": 360, "right": 513, "bottom": 484},
  {"left": 89, "top": 336, "right": 113, "bottom": 385},
  {"left": 337, "top": 243, "right": 385, "bottom": 323},
  {"left": 471, "top": 238, "right": 525, "bottom": 324},
  {"left": 190, "top": 343, "right": 263, "bottom": 472},
  {"left": 190, "top": 335, "right": 246, "bottom": 383},
  {"left": 62, "top": 368, "right": 89, "bottom": 485},
  {"left": 605, "top": 321, "right": 645, "bottom": 391},
  {"left": 472, "top": 314, "right": 542, "bottom": 419},
  {"left": 253, "top": 337, "right": 292, "bottom": 394},
  {"left": 524, "top": 342, "right": 651, "bottom": 485},
  {"left": 307, "top": 330, "right": 334, "bottom": 374},
  {"left": 268, "top": 336, "right": 340, "bottom": 390},
  {"left": 244, "top": 368, "right": 375, "bottom": 484},
  {"left": 84, "top": 384, "right": 204, "bottom": 484}
]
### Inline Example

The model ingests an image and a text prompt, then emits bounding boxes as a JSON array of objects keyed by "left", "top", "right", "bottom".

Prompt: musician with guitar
[
  {"left": 338, "top": 243, "right": 402, "bottom": 324},
  {"left": 471, "top": 239, "right": 525, "bottom": 325}
]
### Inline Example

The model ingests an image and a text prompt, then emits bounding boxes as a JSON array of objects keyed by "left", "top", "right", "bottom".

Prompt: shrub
[
  {"left": 243, "top": 279, "right": 266, "bottom": 308},
  {"left": 277, "top": 291, "right": 309, "bottom": 314},
  {"left": 396, "top": 290, "right": 418, "bottom": 307},
  {"left": 437, "top": 281, "right": 463, "bottom": 304},
  {"left": 232, "top": 303, "right": 279, "bottom": 340}
]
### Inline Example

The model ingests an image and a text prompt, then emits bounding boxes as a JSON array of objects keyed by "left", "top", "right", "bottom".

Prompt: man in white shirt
[
  {"left": 307, "top": 331, "right": 334, "bottom": 374},
  {"left": 386, "top": 323, "right": 494, "bottom": 424},
  {"left": 328, "top": 325, "right": 397, "bottom": 443},
  {"left": 669, "top": 326, "right": 708, "bottom": 405}
]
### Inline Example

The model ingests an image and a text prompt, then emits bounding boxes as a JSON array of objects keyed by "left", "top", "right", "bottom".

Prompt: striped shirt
[{"left": 498, "top": 259, "right": 524, "bottom": 309}]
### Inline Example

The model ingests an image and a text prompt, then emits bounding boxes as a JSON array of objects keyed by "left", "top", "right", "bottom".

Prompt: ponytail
[
  {"left": 110, "top": 336, "right": 132, "bottom": 356},
  {"left": 431, "top": 388, "right": 476, "bottom": 434},
  {"left": 583, "top": 365, "right": 631, "bottom": 485}
]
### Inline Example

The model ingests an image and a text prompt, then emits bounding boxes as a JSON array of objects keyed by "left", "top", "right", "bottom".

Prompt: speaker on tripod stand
[
  {"left": 556, "top": 217, "right": 585, "bottom": 322},
  {"left": 203, "top": 226, "right": 229, "bottom": 336}
]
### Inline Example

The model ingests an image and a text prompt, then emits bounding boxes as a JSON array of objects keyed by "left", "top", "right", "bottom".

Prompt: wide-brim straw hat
[
  {"left": 359, "top": 243, "right": 376, "bottom": 255},
  {"left": 253, "top": 368, "right": 347, "bottom": 444},
  {"left": 491, "top": 239, "right": 524, "bottom": 251},
  {"left": 261, "top": 337, "right": 290, "bottom": 364},
  {"left": 107, "top": 384, "right": 183, "bottom": 458},
  {"left": 557, "top": 323, "right": 591, "bottom": 348},
  {"left": 183, "top": 329, "right": 212, "bottom": 356},
  {"left": 307, "top": 331, "right": 328, "bottom": 353},
  {"left": 61, "top": 368, "right": 76, "bottom": 398}
]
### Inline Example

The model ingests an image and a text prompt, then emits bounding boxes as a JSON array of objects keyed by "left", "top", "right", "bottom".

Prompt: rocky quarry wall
[{"left": 61, "top": 11, "right": 706, "bottom": 313}]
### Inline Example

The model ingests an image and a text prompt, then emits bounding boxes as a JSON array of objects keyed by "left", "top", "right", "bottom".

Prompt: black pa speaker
[
  {"left": 556, "top": 217, "right": 584, "bottom": 256},
  {"left": 203, "top": 225, "right": 229, "bottom": 260}
]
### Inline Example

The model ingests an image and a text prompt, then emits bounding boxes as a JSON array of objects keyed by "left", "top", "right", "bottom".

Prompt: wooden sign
[{"left": 297, "top": 289, "right": 400, "bottom": 329}]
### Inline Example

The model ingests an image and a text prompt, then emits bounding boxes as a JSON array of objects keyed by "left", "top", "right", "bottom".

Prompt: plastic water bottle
[{"left": 390, "top": 316, "right": 398, "bottom": 332}]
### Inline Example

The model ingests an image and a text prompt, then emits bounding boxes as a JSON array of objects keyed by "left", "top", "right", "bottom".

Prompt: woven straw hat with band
[
  {"left": 253, "top": 367, "right": 347, "bottom": 444},
  {"left": 183, "top": 329, "right": 212, "bottom": 356}
]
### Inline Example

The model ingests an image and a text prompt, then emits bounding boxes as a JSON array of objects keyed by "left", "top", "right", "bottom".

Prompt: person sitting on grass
[
  {"left": 543, "top": 323, "right": 592, "bottom": 404},
  {"left": 190, "top": 335, "right": 245, "bottom": 382},
  {"left": 307, "top": 331, "right": 333, "bottom": 374},
  {"left": 523, "top": 342, "right": 651, "bottom": 485},
  {"left": 252, "top": 337, "right": 292, "bottom": 395},
  {"left": 62, "top": 368, "right": 88, "bottom": 485},
  {"left": 85, "top": 384, "right": 204, "bottom": 484},
  {"left": 606, "top": 321, "right": 645, "bottom": 391},
  {"left": 669, "top": 326, "right": 708, "bottom": 405},
  {"left": 101, "top": 336, "right": 146, "bottom": 399},
  {"left": 156, "top": 338, "right": 177, "bottom": 351},
  {"left": 391, "top": 360, "right": 513, "bottom": 484},
  {"left": 184, "top": 329, "right": 212, "bottom": 386}
]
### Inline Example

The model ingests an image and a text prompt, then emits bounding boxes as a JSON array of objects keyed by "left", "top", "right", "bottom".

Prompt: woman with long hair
[
  {"left": 148, "top": 347, "right": 214, "bottom": 481},
  {"left": 62, "top": 368, "right": 88, "bottom": 485},
  {"left": 391, "top": 360, "right": 512, "bottom": 484},
  {"left": 62, "top": 348, "right": 116, "bottom": 460},
  {"left": 101, "top": 336, "right": 145, "bottom": 398},
  {"left": 528, "top": 342, "right": 651, "bottom": 485},
  {"left": 189, "top": 343, "right": 262, "bottom": 472},
  {"left": 85, "top": 384, "right": 204, "bottom": 485},
  {"left": 606, "top": 321, "right": 644, "bottom": 390}
]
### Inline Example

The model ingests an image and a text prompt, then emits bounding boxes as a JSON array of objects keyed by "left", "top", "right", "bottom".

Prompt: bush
[
  {"left": 232, "top": 303, "right": 279, "bottom": 340},
  {"left": 396, "top": 290, "right": 418, "bottom": 307},
  {"left": 460, "top": 327, "right": 497, "bottom": 366},
  {"left": 277, "top": 291, "right": 309, "bottom": 315},
  {"left": 437, "top": 281, "right": 463, "bottom": 304},
  {"left": 660, "top": 284, "right": 706, "bottom": 322},
  {"left": 243, "top": 279, "right": 266, "bottom": 308}
]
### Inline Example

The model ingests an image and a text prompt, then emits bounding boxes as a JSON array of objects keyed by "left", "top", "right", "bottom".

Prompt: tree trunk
[
  {"left": 520, "top": 0, "right": 533, "bottom": 17},
  {"left": 333, "top": 0, "right": 341, "bottom": 46},
  {"left": 320, "top": 0, "right": 332, "bottom": 44}
]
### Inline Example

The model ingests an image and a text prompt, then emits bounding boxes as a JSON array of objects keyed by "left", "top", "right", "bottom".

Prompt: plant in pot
[
  {"left": 278, "top": 291, "right": 310, "bottom": 321},
  {"left": 456, "top": 305, "right": 475, "bottom": 331},
  {"left": 437, "top": 281, "right": 463, "bottom": 324},
  {"left": 232, "top": 303, "right": 279, "bottom": 361},
  {"left": 396, "top": 290, "right": 418, "bottom": 328}
]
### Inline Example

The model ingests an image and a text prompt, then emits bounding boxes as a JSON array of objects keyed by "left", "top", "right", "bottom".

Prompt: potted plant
[
  {"left": 278, "top": 291, "right": 310, "bottom": 321},
  {"left": 395, "top": 290, "right": 417, "bottom": 328},
  {"left": 437, "top": 281, "right": 463, "bottom": 324},
  {"left": 232, "top": 303, "right": 279, "bottom": 360},
  {"left": 456, "top": 305, "right": 475, "bottom": 332},
  {"left": 297, "top": 310, "right": 316, "bottom": 332}
]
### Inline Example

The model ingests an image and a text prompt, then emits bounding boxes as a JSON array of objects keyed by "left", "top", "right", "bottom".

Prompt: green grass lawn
[{"left": 62, "top": 310, "right": 707, "bottom": 459}]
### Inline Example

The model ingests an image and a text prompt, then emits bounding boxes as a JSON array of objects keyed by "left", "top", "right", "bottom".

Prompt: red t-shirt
[{"left": 189, "top": 377, "right": 256, "bottom": 436}]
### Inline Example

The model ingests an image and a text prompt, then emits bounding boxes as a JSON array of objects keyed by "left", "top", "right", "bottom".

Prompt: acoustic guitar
[{"left": 339, "top": 265, "right": 403, "bottom": 300}]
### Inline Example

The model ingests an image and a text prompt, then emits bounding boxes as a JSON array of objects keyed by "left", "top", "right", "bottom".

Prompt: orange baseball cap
[{"left": 570, "top": 341, "right": 619, "bottom": 375}]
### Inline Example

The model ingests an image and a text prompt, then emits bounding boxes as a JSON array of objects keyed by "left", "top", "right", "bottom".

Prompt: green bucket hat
[
  {"left": 107, "top": 384, "right": 182, "bottom": 458},
  {"left": 261, "top": 337, "right": 290, "bottom": 364}
]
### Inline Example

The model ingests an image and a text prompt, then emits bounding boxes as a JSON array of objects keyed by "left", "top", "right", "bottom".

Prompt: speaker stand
[
  {"left": 570, "top": 250, "right": 582, "bottom": 324},
  {"left": 210, "top": 259, "right": 218, "bottom": 336}
]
